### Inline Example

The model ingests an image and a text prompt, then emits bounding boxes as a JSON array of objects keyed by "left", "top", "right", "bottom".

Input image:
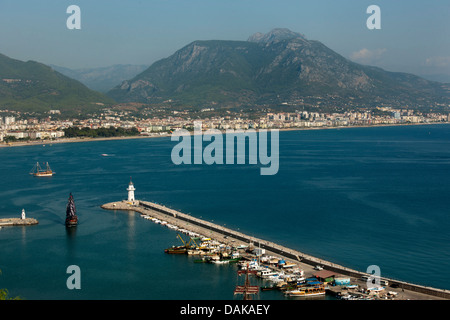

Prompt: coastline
[
  {"left": 1, "top": 121, "right": 448, "bottom": 149},
  {"left": 0, "top": 133, "right": 170, "bottom": 148}
]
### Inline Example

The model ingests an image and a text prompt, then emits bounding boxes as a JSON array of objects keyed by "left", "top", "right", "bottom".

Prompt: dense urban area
[{"left": 1, "top": 106, "right": 450, "bottom": 144}]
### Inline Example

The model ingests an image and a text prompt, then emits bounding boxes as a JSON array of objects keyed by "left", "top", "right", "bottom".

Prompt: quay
[
  {"left": 102, "top": 199, "right": 450, "bottom": 300},
  {"left": 0, "top": 217, "right": 38, "bottom": 227}
]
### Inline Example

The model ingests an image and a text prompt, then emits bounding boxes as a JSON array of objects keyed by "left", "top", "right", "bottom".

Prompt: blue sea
[{"left": 1, "top": 124, "right": 450, "bottom": 300}]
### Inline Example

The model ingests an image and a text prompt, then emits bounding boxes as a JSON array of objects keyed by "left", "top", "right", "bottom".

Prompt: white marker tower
[
  {"left": 127, "top": 177, "right": 136, "bottom": 203},
  {"left": 21, "top": 209, "right": 26, "bottom": 220}
]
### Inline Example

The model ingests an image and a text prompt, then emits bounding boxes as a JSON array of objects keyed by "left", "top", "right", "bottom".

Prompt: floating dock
[
  {"left": 0, "top": 217, "right": 38, "bottom": 227},
  {"left": 102, "top": 199, "right": 450, "bottom": 300}
]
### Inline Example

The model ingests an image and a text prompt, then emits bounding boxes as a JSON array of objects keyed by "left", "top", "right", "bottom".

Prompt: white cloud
[{"left": 350, "top": 48, "right": 387, "bottom": 64}]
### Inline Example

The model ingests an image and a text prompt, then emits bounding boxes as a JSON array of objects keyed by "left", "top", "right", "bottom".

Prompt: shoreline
[{"left": 1, "top": 121, "right": 448, "bottom": 149}]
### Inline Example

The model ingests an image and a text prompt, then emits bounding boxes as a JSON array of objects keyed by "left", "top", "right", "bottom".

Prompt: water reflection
[
  {"left": 66, "top": 226, "right": 77, "bottom": 238},
  {"left": 20, "top": 226, "right": 27, "bottom": 246},
  {"left": 65, "top": 226, "right": 77, "bottom": 259},
  {"left": 126, "top": 210, "right": 136, "bottom": 261}
]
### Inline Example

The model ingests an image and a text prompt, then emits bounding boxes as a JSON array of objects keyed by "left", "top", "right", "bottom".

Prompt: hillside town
[{"left": 1, "top": 107, "right": 450, "bottom": 144}]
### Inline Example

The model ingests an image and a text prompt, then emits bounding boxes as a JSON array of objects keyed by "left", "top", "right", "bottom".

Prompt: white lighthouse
[{"left": 127, "top": 178, "right": 136, "bottom": 204}]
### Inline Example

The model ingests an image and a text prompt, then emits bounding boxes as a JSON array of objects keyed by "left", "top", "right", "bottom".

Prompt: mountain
[
  {"left": 419, "top": 73, "right": 450, "bottom": 84},
  {"left": 0, "top": 53, "right": 114, "bottom": 115},
  {"left": 50, "top": 64, "right": 149, "bottom": 93},
  {"left": 108, "top": 28, "right": 449, "bottom": 110}
]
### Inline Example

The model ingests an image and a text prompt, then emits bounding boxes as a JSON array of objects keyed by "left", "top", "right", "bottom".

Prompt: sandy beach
[
  {"left": 0, "top": 133, "right": 171, "bottom": 148},
  {"left": 1, "top": 121, "right": 447, "bottom": 149}
]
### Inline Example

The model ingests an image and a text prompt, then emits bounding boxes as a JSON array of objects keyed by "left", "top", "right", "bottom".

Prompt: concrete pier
[
  {"left": 0, "top": 217, "right": 38, "bottom": 227},
  {"left": 102, "top": 199, "right": 450, "bottom": 300}
]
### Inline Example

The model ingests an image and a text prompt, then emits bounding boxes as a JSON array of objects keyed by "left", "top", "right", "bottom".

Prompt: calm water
[{"left": 1, "top": 124, "right": 450, "bottom": 299}]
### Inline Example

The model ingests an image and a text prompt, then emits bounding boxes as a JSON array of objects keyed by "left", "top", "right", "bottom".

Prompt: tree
[{"left": 0, "top": 270, "right": 22, "bottom": 300}]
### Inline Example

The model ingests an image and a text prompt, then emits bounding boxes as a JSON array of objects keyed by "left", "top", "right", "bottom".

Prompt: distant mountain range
[
  {"left": 0, "top": 53, "right": 114, "bottom": 115},
  {"left": 108, "top": 28, "right": 449, "bottom": 109},
  {"left": 50, "top": 64, "right": 149, "bottom": 93},
  {"left": 1, "top": 28, "right": 449, "bottom": 115}
]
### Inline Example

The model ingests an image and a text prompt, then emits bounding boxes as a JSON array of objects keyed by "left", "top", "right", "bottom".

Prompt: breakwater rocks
[{"left": 0, "top": 218, "right": 38, "bottom": 227}]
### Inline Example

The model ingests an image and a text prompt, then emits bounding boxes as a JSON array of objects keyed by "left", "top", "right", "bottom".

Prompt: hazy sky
[{"left": 0, "top": 0, "right": 449, "bottom": 79}]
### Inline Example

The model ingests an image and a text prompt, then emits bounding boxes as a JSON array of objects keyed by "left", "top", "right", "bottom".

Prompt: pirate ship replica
[{"left": 65, "top": 193, "right": 78, "bottom": 227}]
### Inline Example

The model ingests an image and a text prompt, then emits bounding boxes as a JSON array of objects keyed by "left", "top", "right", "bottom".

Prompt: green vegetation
[
  {"left": 0, "top": 270, "right": 22, "bottom": 300},
  {"left": 107, "top": 31, "right": 449, "bottom": 110},
  {"left": 3, "top": 135, "right": 17, "bottom": 143},
  {"left": 0, "top": 289, "right": 21, "bottom": 300},
  {"left": 0, "top": 53, "right": 115, "bottom": 115},
  {"left": 63, "top": 126, "right": 140, "bottom": 138}
]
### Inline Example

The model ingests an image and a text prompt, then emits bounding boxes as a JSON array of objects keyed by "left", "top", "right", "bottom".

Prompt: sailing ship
[
  {"left": 65, "top": 193, "right": 78, "bottom": 227},
  {"left": 30, "top": 162, "right": 54, "bottom": 177}
]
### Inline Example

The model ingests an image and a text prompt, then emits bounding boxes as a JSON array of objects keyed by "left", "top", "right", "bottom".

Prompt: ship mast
[
  {"left": 66, "top": 193, "right": 77, "bottom": 217},
  {"left": 234, "top": 263, "right": 259, "bottom": 300}
]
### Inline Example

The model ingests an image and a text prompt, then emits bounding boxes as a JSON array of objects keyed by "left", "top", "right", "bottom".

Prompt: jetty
[
  {"left": 0, "top": 217, "right": 38, "bottom": 227},
  {"left": 102, "top": 199, "right": 450, "bottom": 300}
]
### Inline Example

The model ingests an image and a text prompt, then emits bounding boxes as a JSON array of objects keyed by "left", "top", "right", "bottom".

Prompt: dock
[
  {"left": 0, "top": 217, "right": 38, "bottom": 227},
  {"left": 102, "top": 199, "right": 450, "bottom": 300}
]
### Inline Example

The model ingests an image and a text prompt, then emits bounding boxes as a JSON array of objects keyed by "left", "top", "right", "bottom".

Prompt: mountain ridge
[
  {"left": 0, "top": 53, "right": 115, "bottom": 115},
  {"left": 107, "top": 28, "right": 449, "bottom": 110},
  {"left": 49, "top": 64, "right": 149, "bottom": 93}
]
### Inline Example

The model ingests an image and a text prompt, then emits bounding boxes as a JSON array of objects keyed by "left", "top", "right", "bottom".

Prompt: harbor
[
  {"left": 101, "top": 185, "right": 450, "bottom": 300},
  {"left": 2, "top": 125, "right": 450, "bottom": 301}
]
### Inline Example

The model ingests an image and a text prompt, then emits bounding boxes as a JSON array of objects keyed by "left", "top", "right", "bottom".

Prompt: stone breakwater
[
  {"left": 101, "top": 199, "right": 450, "bottom": 300},
  {"left": 0, "top": 218, "right": 38, "bottom": 226}
]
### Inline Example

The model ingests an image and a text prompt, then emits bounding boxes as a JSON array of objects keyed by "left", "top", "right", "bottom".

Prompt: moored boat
[
  {"left": 164, "top": 233, "right": 199, "bottom": 254},
  {"left": 210, "top": 256, "right": 242, "bottom": 264},
  {"left": 285, "top": 286, "right": 326, "bottom": 297},
  {"left": 164, "top": 246, "right": 189, "bottom": 254}
]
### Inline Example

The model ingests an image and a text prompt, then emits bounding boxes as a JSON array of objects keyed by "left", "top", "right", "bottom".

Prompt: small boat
[
  {"left": 164, "top": 233, "right": 198, "bottom": 254},
  {"left": 260, "top": 284, "right": 278, "bottom": 291},
  {"left": 194, "top": 256, "right": 210, "bottom": 263},
  {"left": 211, "top": 256, "right": 242, "bottom": 264},
  {"left": 258, "top": 268, "right": 279, "bottom": 278},
  {"left": 30, "top": 162, "right": 54, "bottom": 177},
  {"left": 285, "top": 286, "right": 326, "bottom": 297},
  {"left": 164, "top": 246, "right": 189, "bottom": 254},
  {"left": 65, "top": 193, "right": 78, "bottom": 227}
]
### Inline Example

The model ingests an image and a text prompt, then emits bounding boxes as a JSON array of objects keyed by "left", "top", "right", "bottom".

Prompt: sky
[{"left": 0, "top": 0, "right": 449, "bottom": 80}]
